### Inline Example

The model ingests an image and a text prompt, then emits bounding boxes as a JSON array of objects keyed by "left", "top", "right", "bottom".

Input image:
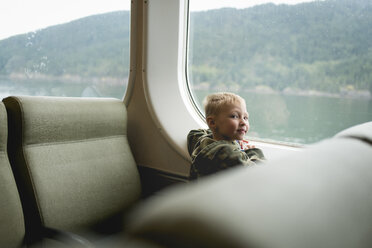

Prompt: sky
[
  {"left": 0, "top": 0, "right": 130, "bottom": 40},
  {"left": 0, "top": 0, "right": 315, "bottom": 40},
  {"left": 189, "top": 0, "right": 317, "bottom": 11}
]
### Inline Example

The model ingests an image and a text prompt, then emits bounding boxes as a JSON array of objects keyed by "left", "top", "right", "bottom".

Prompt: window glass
[
  {"left": 0, "top": 0, "right": 130, "bottom": 100},
  {"left": 187, "top": 0, "right": 372, "bottom": 144}
]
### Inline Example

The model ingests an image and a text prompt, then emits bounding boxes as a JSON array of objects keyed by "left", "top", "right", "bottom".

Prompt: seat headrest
[{"left": 334, "top": 121, "right": 372, "bottom": 144}]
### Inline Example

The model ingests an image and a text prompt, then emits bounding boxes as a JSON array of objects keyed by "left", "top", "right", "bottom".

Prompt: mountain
[
  {"left": 188, "top": 0, "right": 372, "bottom": 93},
  {"left": 0, "top": 0, "right": 371, "bottom": 94},
  {"left": 0, "top": 11, "right": 130, "bottom": 77}
]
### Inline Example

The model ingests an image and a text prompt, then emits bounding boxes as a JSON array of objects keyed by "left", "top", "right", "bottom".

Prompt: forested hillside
[
  {"left": 189, "top": 0, "right": 372, "bottom": 95},
  {"left": 0, "top": 0, "right": 371, "bottom": 95},
  {"left": 0, "top": 11, "right": 130, "bottom": 78}
]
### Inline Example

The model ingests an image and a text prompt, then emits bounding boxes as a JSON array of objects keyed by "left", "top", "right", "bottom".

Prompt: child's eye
[
  {"left": 231, "top": 115, "right": 238, "bottom": 119},
  {"left": 243, "top": 116, "right": 249, "bottom": 121}
]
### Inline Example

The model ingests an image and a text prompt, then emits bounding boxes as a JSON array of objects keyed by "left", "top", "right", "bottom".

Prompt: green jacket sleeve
[{"left": 187, "top": 129, "right": 265, "bottom": 179}]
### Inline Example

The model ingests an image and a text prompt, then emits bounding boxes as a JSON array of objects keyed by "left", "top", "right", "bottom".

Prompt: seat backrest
[
  {"left": 125, "top": 122, "right": 372, "bottom": 248},
  {"left": 3, "top": 96, "right": 141, "bottom": 241},
  {"left": 0, "top": 102, "right": 25, "bottom": 248}
]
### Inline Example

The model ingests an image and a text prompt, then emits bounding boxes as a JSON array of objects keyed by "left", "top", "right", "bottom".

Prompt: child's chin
[{"left": 237, "top": 133, "right": 246, "bottom": 138}]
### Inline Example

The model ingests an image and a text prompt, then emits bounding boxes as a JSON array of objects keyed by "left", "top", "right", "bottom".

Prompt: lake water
[
  {"left": 0, "top": 78, "right": 127, "bottom": 100},
  {"left": 193, "top": 90, "right": 372, "bottom": 145},
  {"left": 1, "top": 78, "right": 371, "bottom": 145}
]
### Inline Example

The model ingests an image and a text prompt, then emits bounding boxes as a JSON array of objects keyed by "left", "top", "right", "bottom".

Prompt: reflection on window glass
[
  {"left": 0, "top": 0, "right": 130, "bottom": 100},
  {"left": 187, "top": 0, "right": 372, "bottom": 144}
]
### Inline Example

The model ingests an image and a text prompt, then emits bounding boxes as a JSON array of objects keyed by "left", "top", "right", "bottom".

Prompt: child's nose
[{"left": 240, "top": 119, "right": 249, "bottom": 127}]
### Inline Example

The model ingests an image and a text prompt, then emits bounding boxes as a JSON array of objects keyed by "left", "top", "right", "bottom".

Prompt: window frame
[{"left": 142, "top": 0, "right": 301, "bottom": 161}]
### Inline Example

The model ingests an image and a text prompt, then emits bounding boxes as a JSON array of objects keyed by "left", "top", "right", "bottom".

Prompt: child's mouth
[{"left": 237, "top": 129, "right": 246, "bottom": 134}]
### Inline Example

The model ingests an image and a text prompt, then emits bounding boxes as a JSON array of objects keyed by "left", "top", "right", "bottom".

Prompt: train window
[
  {"left": 0, "top": 0, "right": 130, "bottom": 100},
  {"left": 187, "top": 0, "right": 372, "bottom": 144}
]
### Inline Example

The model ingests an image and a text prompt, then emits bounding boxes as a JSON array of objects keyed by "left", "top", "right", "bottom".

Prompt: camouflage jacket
[{"left": 187, "top": 129, "right": 265, "bottom": 179}]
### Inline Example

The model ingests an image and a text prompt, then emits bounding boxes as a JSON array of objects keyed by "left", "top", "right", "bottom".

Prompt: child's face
[{"left": 208, "top": 101, "right": 250, "bottom": 141}]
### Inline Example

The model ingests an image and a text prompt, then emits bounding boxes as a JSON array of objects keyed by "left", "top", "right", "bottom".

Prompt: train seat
[
  {"left": 0, "top": 102, "right": 25, "bottom": 248},
  {"left": 3, "top": 96, "right": 141, "bottom": 246},
  {"left": 123, "top": 121, "right": 372, "bottom": 248}
]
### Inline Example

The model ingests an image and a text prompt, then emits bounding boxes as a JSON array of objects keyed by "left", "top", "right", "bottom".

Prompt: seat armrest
[{"left": 42, "top": 227, "right": 95, "bottom": 248}]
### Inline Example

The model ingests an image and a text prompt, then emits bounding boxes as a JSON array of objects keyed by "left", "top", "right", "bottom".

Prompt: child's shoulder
[
  {"left": 187, "top": 129, "right": 213, "bottom": 154},
  {"left": 188, "top": 129, "right": 212, "bottom": 137},
  {"left": 187, "top": 129, "right": 213, "bottom": 144}
]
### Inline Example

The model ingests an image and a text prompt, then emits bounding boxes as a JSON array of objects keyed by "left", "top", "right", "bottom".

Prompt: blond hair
[{"left": 204, "top": 92, "right": 246, "bottom": 117}]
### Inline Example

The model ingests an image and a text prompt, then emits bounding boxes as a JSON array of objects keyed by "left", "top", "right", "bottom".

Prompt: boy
[{"left": 188, "top": 92, "right": 265, "bottom": 179}]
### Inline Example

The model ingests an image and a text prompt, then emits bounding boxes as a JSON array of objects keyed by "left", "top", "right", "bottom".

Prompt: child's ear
[{"left": 206, "top": 116, "right": 216, "bottom": 129}]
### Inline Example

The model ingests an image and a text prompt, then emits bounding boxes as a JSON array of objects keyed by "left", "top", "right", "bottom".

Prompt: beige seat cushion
[
  {"left": 4, "top": 96, "right": 141, "bottom": 240},
  {"left": 0, "top": 102, "right": 25, "bottom": 248},
  {"left": 126, "top": 122, "right": 372, "bottom": 248}
]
